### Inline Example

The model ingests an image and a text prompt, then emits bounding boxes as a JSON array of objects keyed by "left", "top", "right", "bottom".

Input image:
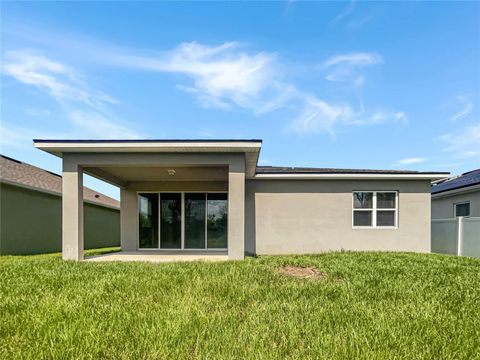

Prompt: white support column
[
  {"left": 62, "top": 157, "right": 84, "bottom": 260},
  {"left": 228, "top": 158, "right": 245, "bottom": 260},
  {"left": 120, "top": 188, "right": 138, "bottom": 252},
  {"left": 457, "top": 216, "right": 464, "bottom": 257}
]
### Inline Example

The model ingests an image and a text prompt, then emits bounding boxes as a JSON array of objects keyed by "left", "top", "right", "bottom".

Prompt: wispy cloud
[
  {"left": 394, "top": 157, "right": 427, "bottom": 166},
  {"left": 68, "top": 110, "right": 140, "bottom": 139},
  {"left": 320, "top": 52, "right": 382, "bottom": 87},
  {"left": 2, "top": 50, "right": 117, "bottom": 112},
  {"left": 112, "top": 41, "right": 297, "bottom": 115},
  {"left": 2, "top": 50, "right": 140, "bottom": 142},
  {"left": 290, "top": 96, "right": 405, "bottom": 135},
  {"left": 0, "top": 122, "right": 67, "bottom": 149},
  {"left": 449, "top": 95, "right": 473, "bottom": 122},
  {"left": 331, "top": 0, "right": 356, "bottom": 24},
  {"left": 439, "top": 124, "right": 480, "bottom": 159},
  {"left": 2, "top": 30, "right": 404, "bottom": 140},
  {"left": 321, "top": 53, "right": 382, "bottom": 68}
]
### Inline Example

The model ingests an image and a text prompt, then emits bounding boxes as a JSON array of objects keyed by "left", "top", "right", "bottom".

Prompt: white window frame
[
  {"left": 352, "top": 191, "right": 398, "bottom": 229},
  {"left": 454, "top": 201, "right": 470, "bottom": 218},
  {"left": 137, "top": 191, "right": 228, "bottom": 251}
]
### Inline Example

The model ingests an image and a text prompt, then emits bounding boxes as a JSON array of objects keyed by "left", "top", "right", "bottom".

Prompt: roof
[
  {"left": 33, "top": 139, "right": 262, "bottom": 178},
  {"left": 34, "top": 139, "right": 262, "bottom": 143},
  {"left": 33, "top": 138, "right": 449, "bottom": 180},
  {"left": 431, "top": 169, "right": 480, "bottom": 195},
  {"left": 0, "top": 154, "right": 120, "bottom": 209},
  {"left": 256, "top": 166, "right": 448, "bottom": 175}
]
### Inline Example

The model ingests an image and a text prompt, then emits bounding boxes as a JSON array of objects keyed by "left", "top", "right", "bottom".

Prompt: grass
[{"left": 1, "top": 250, "right": 479, "bottom": 359}]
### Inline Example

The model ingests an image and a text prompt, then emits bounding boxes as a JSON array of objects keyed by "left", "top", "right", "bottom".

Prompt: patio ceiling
[{"left": 83, "top": 165, "right": 228, "bottom": 184}]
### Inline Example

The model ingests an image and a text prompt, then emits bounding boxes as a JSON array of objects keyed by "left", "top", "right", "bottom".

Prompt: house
[
  {"left": 0, "top": 154, "right": 120, "bottom": 255},
  {"left": 431, "top": 169, "right": 480, "bottom": 219},
  {"left": 33, "top": 139, "right": 449, "bottom": 261}
]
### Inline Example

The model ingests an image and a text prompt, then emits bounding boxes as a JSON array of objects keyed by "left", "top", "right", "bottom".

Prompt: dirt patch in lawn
[{"left": 279, "top": 266, "right": 325, "bottom": 279}]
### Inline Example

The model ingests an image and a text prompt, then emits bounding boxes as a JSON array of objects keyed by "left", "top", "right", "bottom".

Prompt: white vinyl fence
[{"left": 431, "top": 217, "right": 480, "bottom": 258}]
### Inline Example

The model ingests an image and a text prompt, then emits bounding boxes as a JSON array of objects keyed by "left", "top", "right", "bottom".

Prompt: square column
[
  {"left": 120, "top": 188, "right": 138, "bottom": 252},
  {"left": 228, "top": 160, "right": 245, "bottom": 260},
  {"left": 62, "top": 158, "right": 84, "bottom": 260}
]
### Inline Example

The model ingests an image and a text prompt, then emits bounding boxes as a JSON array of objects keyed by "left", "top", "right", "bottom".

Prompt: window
[
  {"left": 353, "top": 191, "right": 397, "bottom": 228},
  {"left": 454, "top": 202, "right": 470, "bottom": 217}
]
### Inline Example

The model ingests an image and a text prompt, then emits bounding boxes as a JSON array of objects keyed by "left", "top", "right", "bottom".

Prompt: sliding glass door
[
  {"left": 138, "top": 192, "right": 227, "bottom": 250},
  {"left": 138, "top": 193, "right": 159, "bottom": 248},
  {"left": 207, "top": 193, "right": 228, "bottom": 249},
  {"left": 160, "top": 193, "right": 182, "bottom": 249},
  {"left": 185, "top": 193, "right": 206, "bottom": 249}
]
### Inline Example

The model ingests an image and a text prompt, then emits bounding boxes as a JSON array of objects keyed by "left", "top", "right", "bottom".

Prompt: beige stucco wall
[
  {"left": 245, "top": 179, "right": 431, "bottom": 255},
  {"left": 431, "top": 190, "right": 480, "bottom": 219}
]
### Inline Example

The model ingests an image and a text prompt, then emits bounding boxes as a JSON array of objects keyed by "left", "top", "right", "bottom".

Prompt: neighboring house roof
[
  {"left": 256, "top": 166, "right": 447, "bottom": 175},
  {"left": 0, "top": 154, "right": 120, "bottom": 209},
  {"left": 431, "top": 169, "right": 480, "bottom": 195}
]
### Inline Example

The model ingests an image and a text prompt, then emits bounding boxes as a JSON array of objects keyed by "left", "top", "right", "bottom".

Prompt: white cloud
[
  {"left": 2, "top": 50, "right": 117, "bottom": 112},
  {"left": 321, "top": 53, "right": 382, "bottom": 68},
  {"left": 68, "top": 110, "right": 141, "bottom": 139},
  {"left": 449, "top": 96, "right": 473, "bottom": 122},
  {"left": 0, "top": 122, "right": 67, "bottom": 149},
  {"left": 320, "top": 52, "right": 382, "bottom": 87},
  {"left": 439, "top": 124, "right": 480, "bottom": 159},
  {"left": 394, "top": 157, "right": 427, "bottom": 166},
  {"left": 331, "top": 0, "right": 356, "bottom": 24},
  {"left": 290, "top": 96, "right": 405, "bottom": 135},
  {"left": 2, "top": 40, "right": 403, "bottom": 140},
  {"left": 113, "top": 42, "right": 296, "bottom": 114},
  {"left": 2, "top": 50, "right": 140, "bottom": 142}
]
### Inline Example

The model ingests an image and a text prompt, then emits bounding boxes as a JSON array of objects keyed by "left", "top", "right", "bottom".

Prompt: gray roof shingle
[{"left": 0, "top": 155, "right": 120, "bottom": 208}]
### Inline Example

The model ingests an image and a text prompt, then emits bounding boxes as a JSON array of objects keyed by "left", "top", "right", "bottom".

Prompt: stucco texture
[
  {"left": 431, "top": 190, "right": 480, "bottom": 219},
  {"left": 0, "top": 183, "right": 120, "bottom": 255},
  {"left": 245, "top": 180, "right": 431, "bottom": 255}
]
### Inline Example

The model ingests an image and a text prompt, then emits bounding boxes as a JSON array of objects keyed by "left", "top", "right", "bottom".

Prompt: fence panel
[
  {"left": 463, "top": 217, "right": 480, "bottom": 258},
  {"left": 431, "top": 219, "right": 458, "bottom": 255}
]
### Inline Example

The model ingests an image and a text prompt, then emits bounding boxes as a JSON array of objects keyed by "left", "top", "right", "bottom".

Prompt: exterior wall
[
  {"left": 245, "top": 179, "right": 431, "bottom": 255},
  {"left": 0, "top": 183, "right": 119, "bottom": 255},
  {"left": 431, "top": 189, "right": 480, "bottom": 219}
]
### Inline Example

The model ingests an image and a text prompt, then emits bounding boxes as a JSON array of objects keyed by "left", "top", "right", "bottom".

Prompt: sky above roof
[{"left": 1, "top": 1, "right": 479, "bottom": 199}]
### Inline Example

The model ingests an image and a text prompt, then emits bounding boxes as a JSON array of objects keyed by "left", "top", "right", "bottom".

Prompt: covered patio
[{"left": 34, "top": 140, "right": 262, "bottom": 261}]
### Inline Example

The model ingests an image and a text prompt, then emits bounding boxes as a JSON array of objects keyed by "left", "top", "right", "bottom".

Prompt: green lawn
[{"left": 1, "top": 250, "right": 479, "bottom": 359}]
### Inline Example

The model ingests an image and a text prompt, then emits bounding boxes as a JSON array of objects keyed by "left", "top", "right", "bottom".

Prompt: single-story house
[
  {"left": 0, "top": 154, "right": 120, "bottom": 255},
  {"left": 33, "top": 139, "right": 449, "bottom": 261},
  {"left": 431, "top": 169, "right": 480, "bottom": 219}
]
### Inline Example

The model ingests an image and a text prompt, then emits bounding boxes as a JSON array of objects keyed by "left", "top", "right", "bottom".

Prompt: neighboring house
[
  {"left": 431, "top": 169, "right": 480, "bottom": 219},
  {"left": 0, "top": 154, "right": 120, "bottom": 255},
  {"left": 33, "top": 139, "right": 448, "bottom": 261}
]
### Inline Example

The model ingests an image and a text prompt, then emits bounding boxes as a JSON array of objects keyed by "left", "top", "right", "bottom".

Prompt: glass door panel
[
  {"left": 160, "top": 193, "right": 182, "bottom": 249},
  {"left": 207, "top": 193, "right": 228, "bottom": 249},
  {"left": 185, "top": 193, "right": 206, "bottom": 249},
  {"left": 138, "top": 193, "right": 159, "bottom": 248}
]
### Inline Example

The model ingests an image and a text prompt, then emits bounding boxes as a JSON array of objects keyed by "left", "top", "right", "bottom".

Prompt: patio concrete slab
[{"left": 85, "top": 251, "right": 229, "bottom": 263}]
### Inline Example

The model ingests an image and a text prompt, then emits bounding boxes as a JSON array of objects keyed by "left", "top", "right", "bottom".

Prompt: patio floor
[{"left": 85, "top": 251, "right": 229, "bottom": 263}]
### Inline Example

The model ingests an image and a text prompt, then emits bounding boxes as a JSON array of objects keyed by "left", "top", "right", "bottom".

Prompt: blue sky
[{"left": 1, "top": 1, "right": 479, "bottom": 200}]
